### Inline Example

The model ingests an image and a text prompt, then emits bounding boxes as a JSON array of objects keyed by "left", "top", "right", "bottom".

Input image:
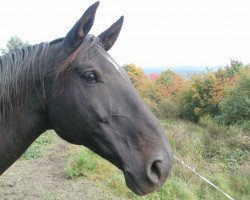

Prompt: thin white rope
[{"left": 173, "top": 155, "right": 235, "bottom": 200}]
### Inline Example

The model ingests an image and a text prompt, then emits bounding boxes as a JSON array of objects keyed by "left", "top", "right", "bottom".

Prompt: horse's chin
[
  {"left": 123, "top": 171, "right": 163, "bottom": 196},
  {"left": 123, "top": 172, "right": 146, "bottom": 196}
]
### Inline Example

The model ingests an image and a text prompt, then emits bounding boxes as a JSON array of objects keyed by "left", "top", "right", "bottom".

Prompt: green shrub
[
  {"left": 179, "top": 73, "right": 219, "bottom": 122},
  {"left": 199, "top": 117, "right": 249, "bottom": 170},
  {"left": 241, "top": 120, "right": 250, "bottom": 133},
  {"left": 219, "top": 72, "right": 250, "bottom": 124},
  {"left": 143, "top": 97, "right": 162, "bottom": 118},
  {"left": 179, "top": 88, "right": 199, "bottom": 122},
  {"left": 145, "top": 98, "right": 180, "bottom": 119},
  {"left": 157, "top": 99, "right": 180, "bottom": 119}
]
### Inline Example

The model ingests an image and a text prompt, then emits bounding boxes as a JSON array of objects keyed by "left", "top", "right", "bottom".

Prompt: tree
[
  {"left": 156, "top": 69, "right": 176, "bottom": 86},
  {"left": 179, "top": 73, "right": 219, "bottom": 122},
  {"left": 219, "top": 68, "right": 250, "bottom": 124},
  {"left": 123, "top": 63, "right": 146, "bottom": 85},
  {"left": 156, "top": 69, "right": 184, "bottom": 99},
  {"left": 216, "top": 59, "right": 246, "bottom": 78},
  {"left": 179, "top": 60, "right": 249, "bottom": 123},
  {"left": 1, "top": 36, "right": 29, "bottom": 55}
]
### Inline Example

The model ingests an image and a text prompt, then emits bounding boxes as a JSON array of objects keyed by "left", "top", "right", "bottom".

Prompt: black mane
[{"left": 0, "top": 43, "right": 49, "bottom": 119}]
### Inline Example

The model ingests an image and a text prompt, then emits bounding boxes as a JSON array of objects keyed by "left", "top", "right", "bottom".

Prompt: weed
[
  {"left": 22, "top": 130, "right": 54, "bottom": 160},
  {"left": 65, "top": 120, "right": 249, "bottom": 199}
]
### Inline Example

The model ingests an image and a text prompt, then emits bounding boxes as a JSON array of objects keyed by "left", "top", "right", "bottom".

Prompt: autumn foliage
[{"left": 123, "top": 60, "right": 250, "bottom": 125}]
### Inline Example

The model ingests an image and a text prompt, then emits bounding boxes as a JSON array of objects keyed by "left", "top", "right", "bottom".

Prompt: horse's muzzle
[{"left": 123, "top": 151, "right": 172, "bottom": 196}]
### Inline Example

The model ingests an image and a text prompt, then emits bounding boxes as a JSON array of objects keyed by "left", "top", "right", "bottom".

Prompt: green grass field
[
  {"left": 23, "top": 119, "right": 249, "bottom": 199},
  {"left": 65, "top": 119, "right": 249, "bottom": 200}
]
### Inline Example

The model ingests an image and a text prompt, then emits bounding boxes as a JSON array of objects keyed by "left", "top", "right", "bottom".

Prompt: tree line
[{"left": 124, "top": 61, "right": 250, "bottom": 130}]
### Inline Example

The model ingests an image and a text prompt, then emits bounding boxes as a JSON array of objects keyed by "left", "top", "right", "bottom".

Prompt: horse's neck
[
  {"left": 0, "top": 46, "right": 53, "bottom": 175},
  {"left": 0, "top": 109, "right": 50, "bottom": 175}
]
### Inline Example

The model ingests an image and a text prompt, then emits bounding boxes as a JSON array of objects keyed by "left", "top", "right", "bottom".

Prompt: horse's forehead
[
  {"left": 99, "top": 50, "right": 129, "bottom": 80},
  {"left": 106, "top": 56, "right": 119, "bottom": 71}
]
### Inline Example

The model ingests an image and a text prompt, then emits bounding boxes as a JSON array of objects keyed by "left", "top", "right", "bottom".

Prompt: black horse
[{"left": 0, "top": 2, "right": 173, "bottom": 195}]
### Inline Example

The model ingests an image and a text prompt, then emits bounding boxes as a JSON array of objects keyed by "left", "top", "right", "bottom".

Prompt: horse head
[{"left": 46, "top": 2, "right": 173, "bottom": 195}]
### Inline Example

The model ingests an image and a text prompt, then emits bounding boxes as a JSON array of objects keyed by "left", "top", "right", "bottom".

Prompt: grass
[
  {"left": 44, "top": 192, "right": 60, "bottom": 200},
  {"left": 65, "top": 148, "right": 117, "bottom": 179},
  {"left": 22, "top": 130, "right": 54, "bottom": 160},
  {"left": 65, "top": 147, "right": 137, "bottom": 199},
  {"left": 64, "top": 118, "right": 249, "bottom": 199}
]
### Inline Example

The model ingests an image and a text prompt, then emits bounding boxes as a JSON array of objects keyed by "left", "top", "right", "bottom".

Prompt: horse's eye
[{"left": 82, "top": 71, "right": 97, "bottom": 83}]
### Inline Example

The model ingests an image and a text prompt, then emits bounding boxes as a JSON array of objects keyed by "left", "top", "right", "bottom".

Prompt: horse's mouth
[
  {"left": 123, "top": 168, "right": 169, "bottom": 196},
  {"left": 123, "top": 172, "right": 146, "bottom": 196}
]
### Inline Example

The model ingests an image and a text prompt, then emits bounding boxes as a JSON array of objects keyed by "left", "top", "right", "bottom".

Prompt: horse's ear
[
  {"left": 64, "top": 1, "right": 100, "bottom": 51},
  {"left": 98, "top": 16, "right": 124, "bottom": 51}
]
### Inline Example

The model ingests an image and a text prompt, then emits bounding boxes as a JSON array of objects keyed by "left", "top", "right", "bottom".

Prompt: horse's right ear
[{"left": 64, "top": 1, "right": 100, "bottom": 51}]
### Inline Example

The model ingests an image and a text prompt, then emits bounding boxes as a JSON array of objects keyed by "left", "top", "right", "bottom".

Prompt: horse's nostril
[
  {"left": 152, "top": 161, "right": 162, "bottom": 177},
  {"left": 101, "top": 119, "right": 109, "bottom": 124},
  {"left": 147, "top": 160, "right": 162, "bottom": 184}
]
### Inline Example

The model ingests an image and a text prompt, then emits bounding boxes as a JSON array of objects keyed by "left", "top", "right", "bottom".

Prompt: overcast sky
[{"left": 0, "top": 0, "right": 250, "bottom": 68}]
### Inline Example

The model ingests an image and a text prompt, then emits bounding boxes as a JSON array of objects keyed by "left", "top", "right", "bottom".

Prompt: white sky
[{"left": 0, "top": 0, "right": 250, "bottom": 67}]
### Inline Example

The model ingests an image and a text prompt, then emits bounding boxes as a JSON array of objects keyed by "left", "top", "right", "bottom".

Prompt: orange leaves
[
  {"left": 155, "top": 69, "right": 185, "bottom": 100},
  {"left": 124, "top": 60, "right": 249, "bottom": 123},
  {"left": 157, "top": 74, "right": 185, "bottom": 100},
  {"left": 179, "top": 62, "right": 249, "bottom": 122},
  {"left": 211, "top": 74, "right": 239, "bottom": 105}
]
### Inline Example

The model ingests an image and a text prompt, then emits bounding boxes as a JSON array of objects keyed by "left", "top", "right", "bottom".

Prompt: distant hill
[{"left": 142, "top": 66, "right": 221, "bottom": 77}]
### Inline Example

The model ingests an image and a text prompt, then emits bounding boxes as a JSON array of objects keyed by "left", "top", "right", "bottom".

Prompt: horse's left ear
[
  {"left": 98, "top": 16, "right": 124, "bottom": 51},
  {"left": 64, "top": 1, "right": 100, "bottom": 51}
]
